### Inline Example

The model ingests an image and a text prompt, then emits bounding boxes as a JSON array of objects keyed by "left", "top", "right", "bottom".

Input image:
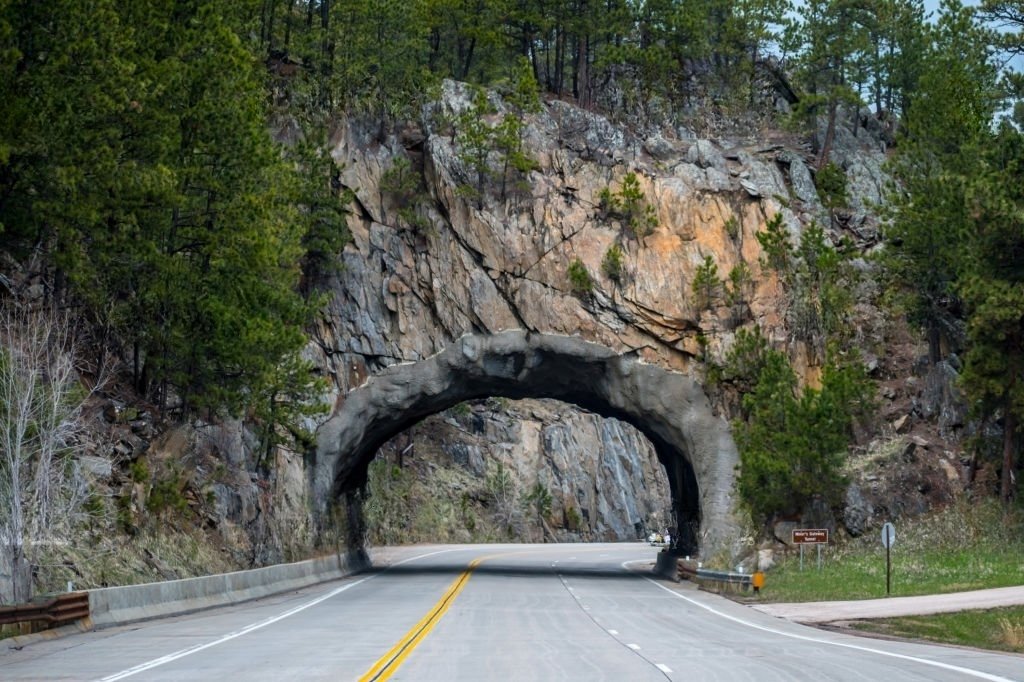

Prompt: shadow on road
[{"left": 361, "top": 562, "right": 657, "bottom": 581}]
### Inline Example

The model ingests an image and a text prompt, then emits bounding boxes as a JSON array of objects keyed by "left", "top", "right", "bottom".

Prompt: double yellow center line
[{"left": 358, "top": 557, "right": 485, "bottom": 681}]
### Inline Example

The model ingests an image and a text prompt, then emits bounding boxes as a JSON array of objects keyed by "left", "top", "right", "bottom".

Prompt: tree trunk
[
  {"left": 554, "top": 27, "right": 564, "bottom": 96},
  {"left": 461, "top": 37, "right": 477, "bottom": 80},
  {"left": 1, "top": 544, "right": 32, "bottom": 604},
  {"left": 575, "top": 33, "right": 590, "bottom": 108},
  {"left": 264, "top": 0, "right": 278, "bottom": 50},
  {"left": 817, "top": 99, "right": 838, "bottom": 169},
  {"left": 1002, "top": 404, "right": 1017, "bottom": 503},
  {"left": 927, "top": 323, "right": 942, "bottom": 365}
]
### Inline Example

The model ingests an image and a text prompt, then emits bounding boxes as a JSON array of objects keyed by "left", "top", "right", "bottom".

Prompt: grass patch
[
  {"left": 757, "top": 499, "right": 1024, "bottom": 602},
  {"left": 851, "top": 606, "right": 1024, "bottom": 653}
]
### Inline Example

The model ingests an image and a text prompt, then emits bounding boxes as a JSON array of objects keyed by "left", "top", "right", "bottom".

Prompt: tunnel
[{"left": 313, "top": 331, "right": 742, "bottom": 559}]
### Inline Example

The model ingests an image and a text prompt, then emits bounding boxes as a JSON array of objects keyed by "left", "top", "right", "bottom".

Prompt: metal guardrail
[
  {"left": 678, "top": 561, "right": 753, "bottom": 592},
  {"left": 0, "top": 592, "right": 90, "bottom": 629}
]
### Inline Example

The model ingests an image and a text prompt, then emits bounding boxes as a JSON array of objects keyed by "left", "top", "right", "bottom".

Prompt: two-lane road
[{"left": 1, "top": 544, "right": 1021, "bottom": 680}]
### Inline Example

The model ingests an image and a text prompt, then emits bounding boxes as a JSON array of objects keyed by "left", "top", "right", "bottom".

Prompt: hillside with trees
[{"left": 1, "top": 0, "right": 1023, "bottom": 600}]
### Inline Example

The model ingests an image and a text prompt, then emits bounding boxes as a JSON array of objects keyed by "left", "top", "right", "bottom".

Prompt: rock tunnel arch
[{"left": 314, "top": 331, "right": 742, "bottom": 558}]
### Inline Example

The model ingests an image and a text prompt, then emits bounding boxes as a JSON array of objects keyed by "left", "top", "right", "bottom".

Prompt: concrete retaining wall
[{"left": 88, "top": 551, "right": 368, "bottom": 627}]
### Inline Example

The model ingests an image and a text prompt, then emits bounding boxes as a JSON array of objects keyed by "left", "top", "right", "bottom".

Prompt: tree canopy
[{"left": 0, "top": 0, "right": 341, "bottom": 441}]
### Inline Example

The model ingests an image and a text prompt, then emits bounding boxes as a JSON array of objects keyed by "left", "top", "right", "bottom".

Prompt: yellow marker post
[{"left": 751, "top": 571, "right": 765, "bottom": 595}]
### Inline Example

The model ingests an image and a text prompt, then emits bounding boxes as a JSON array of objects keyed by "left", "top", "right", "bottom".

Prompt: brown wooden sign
[{"left": 792, "top": 529, "right": 829, "bottom": 545}]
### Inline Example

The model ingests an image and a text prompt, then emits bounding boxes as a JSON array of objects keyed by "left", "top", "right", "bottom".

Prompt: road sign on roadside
[
  {"left": 792, "top": 529, "right": 829, "bottom": 544},
  {"left": 880, "top": 522, "right": 896, "bottom": 548},
  {"left": 881, "top": 521, "right": 896, "bottom": 595},
  {"left": 793, "top": 529, "right": 829, "bottom": 571}
]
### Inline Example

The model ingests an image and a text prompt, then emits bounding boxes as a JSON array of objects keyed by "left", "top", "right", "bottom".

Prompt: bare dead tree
[{"left": 0, "top": 305, "right": 92, "bottom": 603}]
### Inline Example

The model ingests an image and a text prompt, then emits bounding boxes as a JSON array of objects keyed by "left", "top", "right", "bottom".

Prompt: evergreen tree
[
  {"left": 455, "top": 87, "right": 498, "bottom": 207},
  {"left": 692, "top": 255, "right": 722, "bottom": 312},
  {"left": 864, "top": 0, "right": 927, "bottom": 117},
  {"left": 788, "top": 0, "right": 873, "bottom": 167},
  {"left": 0, "top": 0, "right": 331, "bottom": 436},
  {"left": 882, "top": 0, "right": 999, "bottom": 364},
  {"left": 735, "top": 347, "right": 871, "bottom": 526},
  {"left": 960, "top": 124, "right": 1024, "bottom": 503},
  {"left": 602, "top": 243, "right": 626, "bottom": 283}
]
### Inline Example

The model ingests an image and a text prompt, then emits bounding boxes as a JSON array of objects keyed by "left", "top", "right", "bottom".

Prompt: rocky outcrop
[
  {"left": 916, "top": 361, "right": 968, "bottom": 440},
  {"left": 313, "top": 79, "right": 891, "bottom": 558},
  {"left": 319, "top": 81, "right": 885, "bottom": 384},
  {"left": 413, "top": 398, "right": 672, "bottom": 541}
]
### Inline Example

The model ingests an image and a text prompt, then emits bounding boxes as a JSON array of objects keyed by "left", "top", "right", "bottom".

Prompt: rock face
[
  {"left": 312, "top": 79, "right": 890, "bottom": 558},
  {"left": 414, "top": 398, "right": 672, "bottom": 542}
]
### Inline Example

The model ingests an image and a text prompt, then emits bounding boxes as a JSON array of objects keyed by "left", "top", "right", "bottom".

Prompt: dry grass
[{"left": 998, "top": 617, "right": 1024, "bottom": 649}]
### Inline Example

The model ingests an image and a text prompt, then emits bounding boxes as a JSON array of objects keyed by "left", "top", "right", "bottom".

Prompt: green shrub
[
  {"left": 565, "top": 505, "right": 582, "bottom": 531},
  {"left": 815, "top": 161, "right": 849, "bottom": 209},
  {"left": 83, "top": 493, "right": 105, "bottom": 518},
  {"left": 598, "top": 172, "right": 658, "bottom": 237},
  {"left": 601, "top": 244, "right": 625, "bottom": 283},
  {"left": 725, "top": 216, "right": 741, "bottom": 239},
  {"left": 116, "top": 494, "right": 134, "bottom": 533},
  {"left": 129, "top": 458, "right": 150, "bottom": 483},
  {"left": 568, "top": 258, "right": 594, "bottom": 296},
  {"left": 598, "top": 186, "right": 619, "bottom": 214},
  {"left": 147, "top": 469, "right": 189, "bottom": 515}
]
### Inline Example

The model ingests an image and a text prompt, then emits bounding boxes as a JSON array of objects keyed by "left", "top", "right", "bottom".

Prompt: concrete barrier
[
  {"left": 88, "top": 550, "right": 368, "bottom": 627},
  {"left": 654, "top": 551, "right": 679, "bottom": 580}
]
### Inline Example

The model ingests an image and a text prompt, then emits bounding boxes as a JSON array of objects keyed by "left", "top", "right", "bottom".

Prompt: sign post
[
  {"left": 881, "top": 522, "right": 896, "bottom": 595},
  {"left": 792, "top": 529, "right": 829, "bottom": 571}
]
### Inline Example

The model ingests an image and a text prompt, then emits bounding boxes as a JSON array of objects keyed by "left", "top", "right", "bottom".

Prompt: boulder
[
  {"left": 916, "top": 361, "right": 968, "bottom": 438},
  {"left": 843, "top": 484, "right": 872, "bottom": 537},
  {"left": 779, "top": 150, "right": 819, "bottom": 205},
  {"left": 79, "top": 455, "right": 113, "bottom": 479},
  {"left": 686, "top": 139, "right": 727, "bottom": 171}
]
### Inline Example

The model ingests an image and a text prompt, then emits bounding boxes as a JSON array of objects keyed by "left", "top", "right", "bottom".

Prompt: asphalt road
[{"left": 1, "top": 543, "right": 1021, "bottom": 681}]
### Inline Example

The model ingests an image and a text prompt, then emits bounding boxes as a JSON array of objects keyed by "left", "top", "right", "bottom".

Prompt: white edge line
[
  {"left": 635, "top": 566, "right": 1015, "bottom": 682},
  {"left": 97, "top": 548, "right": 462, "bottom": 682},
  {"left": 656, "top": 663, "right": 673, "bottom": 673}
]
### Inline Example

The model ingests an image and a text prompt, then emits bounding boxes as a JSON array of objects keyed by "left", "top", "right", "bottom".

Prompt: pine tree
[
  {"left": 788, "top": 0, "right": 873, "bottom": 167},
  {"left": 960, "top": 124, "right": 1024, "bottom": 503},
  {"left": 0, "top": 0, "right": 330, "bottom": 434},
  {"left": 882, "top": 0, "right": 999, "bottom": 364},
  {"left": 692, "top": 255, "right": 722, "bottom": 312},
  {"left": 735, "top": 347, "right": 871, "bottom": 526}
]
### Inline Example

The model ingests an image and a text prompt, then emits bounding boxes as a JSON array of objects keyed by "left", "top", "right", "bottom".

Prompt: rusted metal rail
[{"left": 0, "top": 592, "right": 89, "bottom": 628}]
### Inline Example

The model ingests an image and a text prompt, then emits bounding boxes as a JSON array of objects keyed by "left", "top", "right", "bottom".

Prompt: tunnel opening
[
  {"left": 315, "top": 332, "right": 741, "bottom": 559},
  {"left": 359, "top": 397, "right": 691, "bottom": 553}
]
